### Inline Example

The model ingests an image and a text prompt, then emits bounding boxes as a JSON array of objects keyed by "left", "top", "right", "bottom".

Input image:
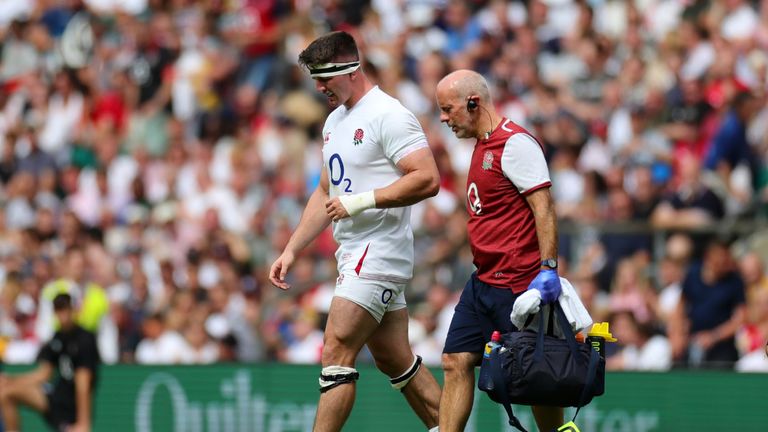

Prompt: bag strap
[
  {"left": 551, "top": 303, "right": 602, "bottom": 423},
  {"left": 546, "top": 305, "right": 556, "bottom": 337},
  {"left": 552, "top": 303, "right": 580, "bottom": 355},
  {"left": 571, "top": 348, "right": 600, "bottom": 422},
  {"left": 534, "top": 304, "right": 574, "bottom": 363},
  {"left": 489, "top": 344, "right": 529, "bottom": 432},
  {"left": 533, "top": 305, "right": 546, "bottom": 361}
]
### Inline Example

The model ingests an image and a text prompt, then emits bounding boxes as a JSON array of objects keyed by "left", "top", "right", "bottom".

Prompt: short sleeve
[
  {"left": 36, "top": 340, "right": 55, "bottom": 365},
  {"left": 74, "top": 331, "right": 100, "bottom": 371},
  {"left": 380, "top": 109, "right": 428, "bottom": 164},
  {"left": 704, "top": 117, "right": 735, "bottom": 170},
  {"left": 501, "top": 133, "right": 551, "bottom": 194},
  {"left": 681, "top": 264, "right": 698, "bottom": 300},
  {"left": 733, "top": 276, "right": 746, "bottom": 306}
]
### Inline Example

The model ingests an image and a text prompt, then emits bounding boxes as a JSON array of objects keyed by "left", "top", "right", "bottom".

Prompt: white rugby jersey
[{"left": 322, "top": 86, "right": 428, "bottom": 282}]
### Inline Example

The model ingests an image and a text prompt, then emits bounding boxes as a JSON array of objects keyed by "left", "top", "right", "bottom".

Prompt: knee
[
  {"left": 372, "top": 356, "right": 391, "bottom": 374},
  {"left": 441, "top": 353, "right": 474, "bottom": 376},
  {"left": 321, "top": 337, "right": 357, "bottom": 367},
  {"left": 373, "top": 350, "right": 403, "bottom": 376}
]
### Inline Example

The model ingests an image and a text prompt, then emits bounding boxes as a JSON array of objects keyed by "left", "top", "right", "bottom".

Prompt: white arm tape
[{"left": 338, "top": 191, "right": 376, "bottom": 216}]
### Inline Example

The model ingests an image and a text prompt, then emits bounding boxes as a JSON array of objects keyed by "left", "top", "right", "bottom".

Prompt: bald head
[
  {"left": 436, "top": 69, "right": 501, "bottom": 140},
  {"left": 436, "top": 69, "right": 492, "bottom": 104}
]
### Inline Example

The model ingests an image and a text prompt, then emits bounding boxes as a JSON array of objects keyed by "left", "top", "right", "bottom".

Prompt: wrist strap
[{"left": 338, "top": 191, "right": 376, "bottom": 216}]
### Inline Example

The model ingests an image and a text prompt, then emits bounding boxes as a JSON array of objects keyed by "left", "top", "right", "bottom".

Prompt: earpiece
[
  {"left": 466, "top": 95, "right": 492, "bottom": 139},
  {"left": 466, "top": 97, "right": 478, "bottom": 111}
]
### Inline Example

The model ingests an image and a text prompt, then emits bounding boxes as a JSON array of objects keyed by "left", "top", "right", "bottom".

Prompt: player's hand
[
  {"left": 269, "top": 251, "right": 296, "bottom": 290},
  {"left": 325, "top": 197, "right": 351, "bottom": 222},
  {"left": 527, "top": 269, "right": 561, "bottom": 304}
]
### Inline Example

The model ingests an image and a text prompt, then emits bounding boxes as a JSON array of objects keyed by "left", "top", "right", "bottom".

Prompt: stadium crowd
[{"left": 0, "top": 0, "right": 767, "bottom": 371}]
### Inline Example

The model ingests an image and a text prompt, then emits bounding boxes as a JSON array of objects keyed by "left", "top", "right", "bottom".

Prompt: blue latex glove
[{"left": 527, "top": 269, "right": 562, "bottom": 304}]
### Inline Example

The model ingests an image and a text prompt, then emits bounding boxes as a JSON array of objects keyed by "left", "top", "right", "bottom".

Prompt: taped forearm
[{"left": 338, "top": 191, "right": 376, "bottom": 216}]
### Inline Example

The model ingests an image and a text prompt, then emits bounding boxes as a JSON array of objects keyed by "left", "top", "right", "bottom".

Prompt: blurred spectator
[
  {"left": 607, "top": 310, "right": 672, "bottom": 371},
  {"left": 442, "top": 0, "right": 483, "bottom": 61},
  {"left": 16, "top": 126, "right": 56, "bottom": 178},
  {"left": 678, "top": 20, "right": 715, "bottom": 82},
  {"left": 572, "top": 274, "right": 610, "bottom": 325},
  {"left": 663, "top": 77, "right": 713, "bottom": 163},
  {"left": 704, "top": 91, "right": 762, "bottom": 215},
  {"left": 283, "top": 309, "right": 323, "bottom": 364},
  {"left": 719, "top": 0, "right": 759, "bottom": 45},
  {"left": 670, "top": 239, "right": 746, "bottom": 368},
  {"left": 410, "top": 282, "right": 457, "bottom": 367},
  {"left": 655, "top": 255, "right": 685, "bottom": 328},
  {"left": 734, "top": 252, "right": 768, "bottom": 371},
  {"left": 597, "top": 189, "right": 653, "bottom": 287},
  {"left": 615, "top": 103, "right": 672, "bottom": 168},
  {"left": 654, "top": 234, "right": 694, "bottom": 330},
  {"left": 608, "top": 258, "right": 656, "bottom": 325},
  {"left": 38, "top": 69, "right": 84, "bottom": 159},
  {"left": 34, "top": 247, "right": 110, "bottom": 361},
  {"left": 228, "top": 0, "right": 291, "bottom": 96},
  {"left": 134, "top": 313, "right": 187, "bottom": 364},
  {"left": 627, "top": 165, "right": 661, "bottom": 220},
  {"left": 735, "top": 288, "right": 768, "bottom": 372},
  {"left": 651, "top": 154, "right": 724, "bottom": 229},
  {"left": 181, "top": 319, "right": 219, "bottom": 364}
]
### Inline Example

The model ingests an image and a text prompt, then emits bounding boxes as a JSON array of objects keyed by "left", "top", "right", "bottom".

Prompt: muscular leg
[
  {"left": 314, "top": 297, "right": 381, "bottom": 432},
  {"left": 439, "top": 352, "right": 481, "bottom": 432},
  {"left": 366, "top": 308, "right": 441, "bottom": 428},
  {"left": 0, "top": 374, "right": 49, "bottom": 431},
  {"left": 532, "top": 405, "right": 564, "bottom": 432}
]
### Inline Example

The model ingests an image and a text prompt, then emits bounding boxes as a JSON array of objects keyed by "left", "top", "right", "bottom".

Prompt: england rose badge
[
  {"left": 353, "top": 128, "right": 364, "bottom": 146},
  {"left": 482, "top": 150, "right": 493, "bottom": 170}
]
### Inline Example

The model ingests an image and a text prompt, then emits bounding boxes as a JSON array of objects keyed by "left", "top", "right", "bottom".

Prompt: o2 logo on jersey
[
  {"left": 329, "top": 153, "right": 353, "bottom": 192},
  {"left": 467, "top": 182, "right": 482, "bottom": 215}
]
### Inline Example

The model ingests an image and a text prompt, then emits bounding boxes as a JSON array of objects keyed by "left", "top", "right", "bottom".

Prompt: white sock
[{"left": 428, "top": 427, "right": 439, "bottom": 432}]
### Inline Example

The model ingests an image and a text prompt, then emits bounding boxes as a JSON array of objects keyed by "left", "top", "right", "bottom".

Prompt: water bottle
[
  {"left": 478, "top": 330, "right": 502, "bottom": 392},
  {"left": 586, "top": 322, "right": 616, "bottom": 359},
  {"left": 688, "top": 342, "right": 705, "bottom": 367}
]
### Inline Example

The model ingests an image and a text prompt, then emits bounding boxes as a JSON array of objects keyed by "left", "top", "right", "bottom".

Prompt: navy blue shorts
[{"left": 443, "top": 273, "right": 523, "bottom": 357}]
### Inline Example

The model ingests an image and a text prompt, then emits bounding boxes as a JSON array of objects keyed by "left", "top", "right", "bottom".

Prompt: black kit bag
[{"left": 478, "top": 302, "right": 605, "bottom": 432}]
